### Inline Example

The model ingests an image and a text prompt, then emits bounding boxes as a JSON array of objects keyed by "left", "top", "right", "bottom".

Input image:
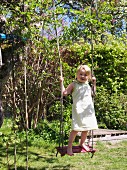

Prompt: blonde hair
[{"left": 76, "top": 65, "right": 91, "bottom": 79}]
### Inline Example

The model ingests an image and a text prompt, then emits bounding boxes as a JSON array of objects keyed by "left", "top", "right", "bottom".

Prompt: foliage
[
  {"left": 94, "top": 36, "right": 127, "bottom": 93},
  {"left": 95, "top": 86, "right": 127, "bottom": 130},
  {"left": 0, "top": 0, "right": 127, "bottom": 132},
  {"left": 0, "top": 1, "right": 127, "bottom": 169}
]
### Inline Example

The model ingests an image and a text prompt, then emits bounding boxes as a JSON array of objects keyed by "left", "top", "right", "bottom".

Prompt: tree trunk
[{"left": 0, "top": 81, "right": 3, "bottom": 128}]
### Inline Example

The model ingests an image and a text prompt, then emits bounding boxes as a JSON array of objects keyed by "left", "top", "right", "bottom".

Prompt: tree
[{"left": 0, "top": 0, "right": 127, "bottom": 130}]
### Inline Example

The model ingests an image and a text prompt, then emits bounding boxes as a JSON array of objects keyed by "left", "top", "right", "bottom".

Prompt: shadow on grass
[
  {"left": 0, "top": 144, "right": 73, "bottom": 170},
  {"left": 11, "top": 165, "right": 71, "bottom": 170}
]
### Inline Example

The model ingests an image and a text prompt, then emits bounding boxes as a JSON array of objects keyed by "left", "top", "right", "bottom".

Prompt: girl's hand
[
  {"left": 91, "top": 76, "right": 96, "bottom": 96},
  {"left": 60, "top": 76, "right": 64, "bottom": 82},
  {"left": 91, "top": 76, "right": 96, "bottom": 84}
]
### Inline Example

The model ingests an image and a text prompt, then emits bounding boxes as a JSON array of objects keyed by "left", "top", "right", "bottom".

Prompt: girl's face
[{"left": 76, "top": 69, "right": 89, "bottom": 83}]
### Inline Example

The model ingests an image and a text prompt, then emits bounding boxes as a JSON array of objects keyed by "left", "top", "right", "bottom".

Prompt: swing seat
[{"left": 56, "top": 145, "right": 96, "bottom": 157}]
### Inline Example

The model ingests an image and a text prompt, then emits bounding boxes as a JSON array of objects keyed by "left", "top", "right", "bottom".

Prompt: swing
[
  {"left": 56, "top": 145, "right": 96, "bottom": 157},
  {"left": 56, "top": 129, "right": 96, "bottom": 157},
  {"left": 53, "top": 0, "right": 97, "bottom": 157},
  {"left": 44, "top": 118, "right": 96, "bottom": 157}
]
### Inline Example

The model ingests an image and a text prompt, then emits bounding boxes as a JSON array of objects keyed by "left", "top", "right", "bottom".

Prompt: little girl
[{"left": 60, "top": 65, "right": 98, "bottom": 156}]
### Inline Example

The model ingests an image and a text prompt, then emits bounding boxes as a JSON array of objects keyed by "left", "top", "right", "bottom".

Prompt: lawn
[{"left": 0, "top": 119, "right": 127, "bottom": 170}]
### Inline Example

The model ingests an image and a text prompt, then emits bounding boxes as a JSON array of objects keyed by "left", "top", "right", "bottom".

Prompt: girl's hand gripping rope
[{"left": 91, "top": 75, "right": 96, "bottom": 97}]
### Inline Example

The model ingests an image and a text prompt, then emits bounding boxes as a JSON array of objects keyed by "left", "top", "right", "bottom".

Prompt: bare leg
[
  {"left": 79, "top": 131, "right": 90, "bottom": 151},
  {"left": 80, "top": 131, "right": 88, "bottom": 146},
  {"left": 67, "top": 130, "right": 78, "bottom": 155}
]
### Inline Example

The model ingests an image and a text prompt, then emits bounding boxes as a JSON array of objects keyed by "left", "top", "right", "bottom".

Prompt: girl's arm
[
  {"left": 60, "top": 77, "right": 74, "bottom": 96},
  {"left": 91, "top": 76, "right": 96, "bottom": 96}
]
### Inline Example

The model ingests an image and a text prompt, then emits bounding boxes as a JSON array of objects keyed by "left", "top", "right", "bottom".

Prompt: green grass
[{"left": 0, "top": 119, "right": 127, "bottom": 170}]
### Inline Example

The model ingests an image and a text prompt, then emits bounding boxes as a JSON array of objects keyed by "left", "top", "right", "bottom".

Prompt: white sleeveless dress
[{"left": 71, "top": 81, "right": 98, "bottom": 131}]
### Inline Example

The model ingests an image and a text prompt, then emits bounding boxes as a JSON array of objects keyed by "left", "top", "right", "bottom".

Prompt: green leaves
[
  {"left": 95, "top": 86, "right": 127, "bottom": 130},
  {"left": 1, "top": 0, "right": 127, "bottom": 133}
]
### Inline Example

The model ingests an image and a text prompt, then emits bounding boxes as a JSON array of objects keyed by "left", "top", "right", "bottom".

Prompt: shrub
[{"left": 95, "top": 86, "right": 127, "bottom": 130}]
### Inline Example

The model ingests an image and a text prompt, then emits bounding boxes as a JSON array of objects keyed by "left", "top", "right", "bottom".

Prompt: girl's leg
[
  {"left": 67, "top": 130, "right": 78, "bottom": 155},
  {"left": 79, "top": 131, "right": 90, "bottom": 151}
]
